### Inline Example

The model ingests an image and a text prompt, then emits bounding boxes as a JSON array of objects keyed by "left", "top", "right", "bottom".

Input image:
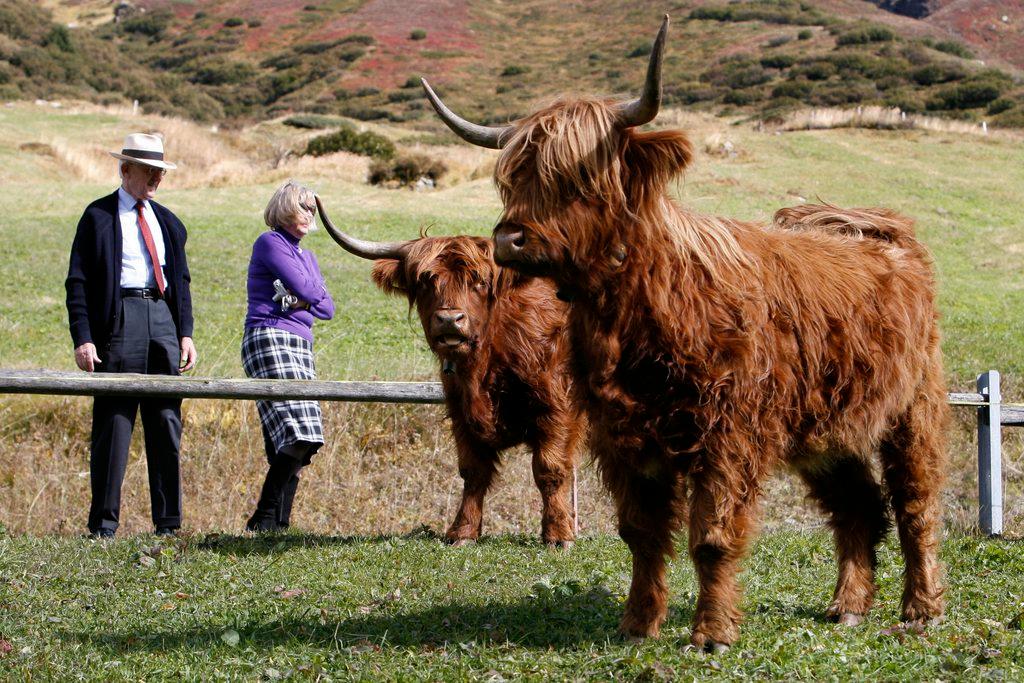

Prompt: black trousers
[{"left": 88, "top": 296, "right": 182, "bottom": 533}]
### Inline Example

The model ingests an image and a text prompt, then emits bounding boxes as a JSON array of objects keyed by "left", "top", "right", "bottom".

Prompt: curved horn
[
  {"left": 615, "top": 14, "right": 669, "bottom": 128},
  {"left": 421, "top": 78, "right": 513, "bottom": 149},
  {"left": 315, "top": 196, "right": 411, "bottom": 260}
]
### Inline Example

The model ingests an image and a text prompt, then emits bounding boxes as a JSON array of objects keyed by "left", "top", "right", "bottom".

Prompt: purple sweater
[{"left": 245, "top": 229, "right": 334, "bottom": 343}]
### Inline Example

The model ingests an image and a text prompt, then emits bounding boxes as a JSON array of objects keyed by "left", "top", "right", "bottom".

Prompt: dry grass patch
[
  {"left": 0, "top": 396, "right": 1014, "bottom": 539},
  {"left": 779, "top": 106, "right": 1022, "bottom": 139}
]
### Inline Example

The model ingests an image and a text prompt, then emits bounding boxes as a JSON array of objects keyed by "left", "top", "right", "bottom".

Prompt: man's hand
[
  {"left": 179, "top": 337, "right": 197, "bottom": 372},
  {"left": 74, "top": 342, "right": 102, "bottom": 372}
]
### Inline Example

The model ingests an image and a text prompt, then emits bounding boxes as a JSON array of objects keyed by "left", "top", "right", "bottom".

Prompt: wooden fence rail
[{"left": 0, "top": 368, "right": 1019, "bottom": 536}]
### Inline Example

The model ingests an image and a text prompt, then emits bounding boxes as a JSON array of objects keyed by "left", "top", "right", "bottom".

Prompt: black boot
[
  {"left": 277, "top": 470, "right": 301, "bottom": 529},
  {"left": 246, "top": 456, "right": 300, "bottom": 533}
]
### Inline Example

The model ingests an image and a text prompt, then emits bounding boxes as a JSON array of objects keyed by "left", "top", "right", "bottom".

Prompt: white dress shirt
[{"left": 117, "top": 187, "right": 166, "bottom": 288}]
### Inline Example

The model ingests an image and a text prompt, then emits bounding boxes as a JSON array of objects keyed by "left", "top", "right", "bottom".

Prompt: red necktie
[{"left": 135, "top": 200, "right": 166, "bottom": 296}]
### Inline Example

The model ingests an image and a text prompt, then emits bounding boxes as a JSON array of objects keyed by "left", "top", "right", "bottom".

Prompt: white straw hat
[{"left": 109, "top": 133, "right": 177, "bottom": 170}]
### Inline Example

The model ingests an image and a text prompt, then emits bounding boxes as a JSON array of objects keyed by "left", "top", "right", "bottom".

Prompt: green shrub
[
  {"left": 260, "top": 53, "right": 301, "bottom": 70},
  {"left": 761, "top": 54, "right": 796, "bottom": 69},
  {"left": 810, "top": 81, "right": 876, "bottom": 105},
  {"left": 766, "top": 35, "right": 793, "bottom": 48},
  {"left": 664, "top": 83, "right": 722, "bottom": 104},
  {"left": 295, "top": 40, "right": 343, "bottom": 54},
  {"left": 794, "top": 61, "right": 835, "bottom": 81},
  {"left": 627, "top": 43, "right": 652, "bottom": 58},
  {"left": 410, "top": 29, "right": 427, "bottom": 40},
  {"left": 368, "top": 153, "right": 447, "bottom": 186},
  {"left": 224, "top": 17, "right": 245, "bottom": 28},
  {"left": 987, "top": 98, "right": 1014, "bottom": 115},
  {"left": 926, "top": 80, "right": 1004, "bottom": 110},
  {"left": 121, "top": 10, "right": 172, "bottom": 38},
  {"left": 343, "top": 34, "right": 375, "bottom": 46},
  {"left": 772, "top": 80, "right": 812, "bottom": 98},
  {"left": 911, "top": 63, "right": 966, "bottom": 86},
  {"left": 387, "top": 90, "right": 420, "bottom": 103},
  {"left": 247, "top": 19, "right": 262, "bottom": 28},
  {"left": 304, "top": 126, "right": 395, "bottom": 159},
  {"left": 354, "top": 87, "right": 379, "bottom": 97},
  {"left": 501, "top": 65, "right": 530, "bottom": 76},
  {"left": 403, "top": 76, "right": 420, "bottom": 88},
  {"left": 188, "top": 60, "right": 256, "bottom": 86},
  {"left": 43, "top": 26, "right": 74, "bottom": 53},
  {"left": 283, "top": 114, "right": 340, "bottom": 129},
  {"left": 836, "top": 25, "right": 895, "bottom": 46},
  {"left": 797, "top": 29, "right": 813, "bottom": 40},
  {"left": 883, "top": 92, "right": 925, "bottom": 114},
  {"left": 689, "top": 1, "right": 826, "bottom": 26},
  {"left": 934, "top": 40, "right": 972, "bottom": 59},
  {"left": 336, "top": 46, "right": 366, "bottom": 62},
  {"left": 339, "top": 105, "right": 388, "bottom": 121},
  {"left": 723, "top": 89, "right": 760, "bottom": 105},
  {"left": 991, "top": 106, "right": 1024, "bottom": 128},
  {"left": 726, "top": 64, "right": 771, "bottom": 88}
]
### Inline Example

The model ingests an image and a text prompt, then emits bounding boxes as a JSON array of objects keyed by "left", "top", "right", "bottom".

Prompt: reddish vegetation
[
  {"left": 929, "top": 0, "right": 1024, "bottom": 69},
  {"left": 312, "top": 0, "right": 479, "bottom": 88}
]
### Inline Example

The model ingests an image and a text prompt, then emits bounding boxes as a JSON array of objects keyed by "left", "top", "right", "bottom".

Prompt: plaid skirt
[{"left": 241, "top": 327, "right": 324, "bottom": 456}]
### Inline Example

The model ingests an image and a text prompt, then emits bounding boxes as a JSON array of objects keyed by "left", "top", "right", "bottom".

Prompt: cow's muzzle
[
  {"left": 431, "top": 309, "right": 470, "bottom": 349},
  {"left": 493, "top": 224, "right": 527, "bottom": 264}
]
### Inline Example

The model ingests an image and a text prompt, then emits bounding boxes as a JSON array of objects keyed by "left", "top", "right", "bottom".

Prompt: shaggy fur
[
  {"left": 490, "top": 97, "right": 949, "bottom": 648},
  {"left": 370, "top": 236, "right": 584, "bottom": 547}
]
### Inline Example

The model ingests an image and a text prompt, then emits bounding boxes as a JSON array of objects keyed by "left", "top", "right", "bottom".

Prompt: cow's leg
[
  {"left": 797, "top": 453, "right": 889, "bottom": 625},
  {"left": 532, "top": 412, "right": 583, "bottom": 548},
  {"left": 609, "top": 460, "right": 687, "bottom": 639},
  {"left": 879, "top": 390, "right": 947, "bottom": 624},
  {"left": 531, "top": 447, "right": 575, "bottom": 548},
  {"left": 446, "top": 439, "right": 499, "bottom": 546},
  {"left": 688, "top": 462, "right": 761, "bottom": 651}
]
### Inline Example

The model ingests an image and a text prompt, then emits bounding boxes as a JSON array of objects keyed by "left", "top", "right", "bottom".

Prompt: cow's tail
[{"left": 774, "top": 203, "right": 917, "bottom": 248}]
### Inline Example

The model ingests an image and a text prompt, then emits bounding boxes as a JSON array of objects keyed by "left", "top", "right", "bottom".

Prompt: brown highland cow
[
  {"left": 315, "top": 198, "right": 583, "bottom": 548},
  {"left": 421, "top": 16, "right": 948, "bottom": 650}
]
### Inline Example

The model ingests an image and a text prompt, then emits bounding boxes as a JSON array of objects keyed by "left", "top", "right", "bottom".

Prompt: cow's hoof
[
  {"left": 546, "top": 540, "right": 574, "bottom": 551},
  {"left": 447, "top": 537, "right": 475, "bottom": 547},
  {"left": 836, "top": 612, "right": 864, "bottom": 627}
]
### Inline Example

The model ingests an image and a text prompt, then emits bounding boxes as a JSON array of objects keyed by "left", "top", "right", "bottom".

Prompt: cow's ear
[
  {"left": 371, "top": 259, "right": 408, "bottom": 296},
  {"left": 622, "top": 129, "right": 693, "bottom": 190}
]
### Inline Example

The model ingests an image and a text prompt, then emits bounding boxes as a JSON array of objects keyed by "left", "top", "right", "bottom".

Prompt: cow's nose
[
  {"left": 494, "top": 225, "right": 526, "bottom": 262},
  {"left": 433, "top": 309, "right": 467, "bottom": 330}
]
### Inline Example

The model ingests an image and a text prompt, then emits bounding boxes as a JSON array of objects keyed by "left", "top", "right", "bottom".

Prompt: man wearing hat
[{"left": 65, "top": 133, "right": 197, "bottom": 539}]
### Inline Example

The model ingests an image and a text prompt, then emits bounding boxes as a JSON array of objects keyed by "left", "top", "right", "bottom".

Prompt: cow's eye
[{"left": 473, "top": 279, "right": 489, "bottom": 292}]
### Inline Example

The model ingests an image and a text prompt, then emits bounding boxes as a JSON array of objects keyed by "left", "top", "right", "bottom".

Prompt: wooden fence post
[{"left": 977, "top": 370, "right": 1002, "bottom": 536}]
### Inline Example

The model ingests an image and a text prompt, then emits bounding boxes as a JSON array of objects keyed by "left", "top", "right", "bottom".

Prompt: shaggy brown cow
[
  {"left": 421, "top": 16, "right": 948, "bottom": 650},
  {"left": 315, "top": 197, "right": 583, "bottom": 548}
]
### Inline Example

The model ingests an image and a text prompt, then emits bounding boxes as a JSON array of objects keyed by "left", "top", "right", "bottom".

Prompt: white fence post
[{"left": 977, "top": 370, "right": 1003, "bottom": 536}]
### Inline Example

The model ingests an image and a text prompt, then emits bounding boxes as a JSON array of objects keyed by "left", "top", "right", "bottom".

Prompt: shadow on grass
[
  {"left": 63, "top": 587, "right": 680, "bottom": 653},
  {"left": 193, "top": 525, "right": 448, "bottom": 557}
]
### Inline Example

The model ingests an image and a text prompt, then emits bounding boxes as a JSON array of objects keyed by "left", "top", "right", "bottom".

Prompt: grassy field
[
  {"left": 0, "top": 101, "right": 1023, "bottom": 676},
  {"left": 2, "top": 530, "right": 1024, "bottom": 679}
]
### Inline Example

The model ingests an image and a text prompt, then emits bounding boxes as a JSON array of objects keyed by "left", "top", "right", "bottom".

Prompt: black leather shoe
[
  {"left": 245, "top": 511, "right": 279, "bottom": 533},
  {"left": 154, "top": 527, "right": 178, "bottom": 537},
  {"left": 89, "top": 528, "right": 115, "bottom": 539}
]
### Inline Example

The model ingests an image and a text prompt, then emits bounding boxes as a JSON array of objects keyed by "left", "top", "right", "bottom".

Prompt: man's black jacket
[{"left": 65, "top": 191, "right": 194, "bottom": 351}]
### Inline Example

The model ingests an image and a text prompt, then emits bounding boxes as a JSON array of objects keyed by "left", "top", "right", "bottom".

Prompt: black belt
[{"left": 121, "top": 287, "right": 162, "bottom": 299}]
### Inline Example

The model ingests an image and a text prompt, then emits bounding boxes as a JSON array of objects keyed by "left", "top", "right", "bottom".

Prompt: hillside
[{"left": 1, "top": 0, "right": 1020, "bottom": 128}]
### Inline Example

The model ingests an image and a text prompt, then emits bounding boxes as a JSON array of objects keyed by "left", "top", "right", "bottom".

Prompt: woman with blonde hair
[{"left": 241, "top": 181, "right": 334, "bottom": 532}]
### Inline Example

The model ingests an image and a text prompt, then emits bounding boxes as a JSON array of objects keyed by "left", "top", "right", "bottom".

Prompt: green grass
[{"left": 2, "top": 530, "right": 1023, "bottom": 679}]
